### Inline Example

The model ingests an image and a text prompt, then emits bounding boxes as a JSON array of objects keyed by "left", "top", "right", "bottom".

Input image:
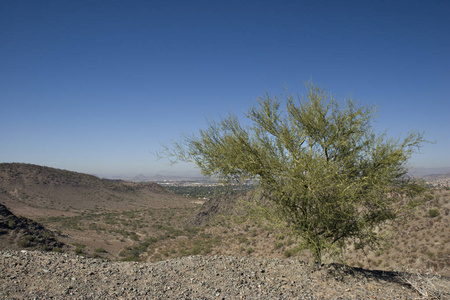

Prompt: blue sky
[{"left": 1, "top": 0, "right": 449, "bottom": 177}]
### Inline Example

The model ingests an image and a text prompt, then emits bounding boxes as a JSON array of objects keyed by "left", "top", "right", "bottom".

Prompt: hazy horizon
[
  {"left": 2, "top": 161, "right": 450, "bottom": 181},
  {"left": 1, "top": 1, "right": 449, "bottom": 176}
]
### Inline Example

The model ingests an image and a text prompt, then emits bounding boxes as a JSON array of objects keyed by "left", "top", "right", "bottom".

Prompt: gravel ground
[{"left": 1, "top": 250, "right": 448, "bottom": 299}]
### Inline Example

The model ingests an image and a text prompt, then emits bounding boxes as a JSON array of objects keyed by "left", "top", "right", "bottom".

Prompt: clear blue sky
[{"left": 1, "top": 0, "right": 449, "bottom": 177}]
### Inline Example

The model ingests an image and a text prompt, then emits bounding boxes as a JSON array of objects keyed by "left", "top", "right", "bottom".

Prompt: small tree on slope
[{"left": 166, "top": 82, "right": 427, "bottom": 264}]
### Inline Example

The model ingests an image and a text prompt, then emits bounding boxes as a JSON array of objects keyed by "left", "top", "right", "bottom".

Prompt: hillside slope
[
  {"left": 0, "top": 163, "right": 196, "bottom": 218},
  {"left": 189, "top": 187, "right": 450, "bottom": 277}
]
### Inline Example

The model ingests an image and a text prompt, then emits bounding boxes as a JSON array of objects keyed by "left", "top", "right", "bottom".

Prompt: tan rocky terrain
[
  {"left": 0, "top": 163, "right": 449, "bottom": 298},
  {"left": 1, "top": 249, "right": 449, "bottom": 299}
]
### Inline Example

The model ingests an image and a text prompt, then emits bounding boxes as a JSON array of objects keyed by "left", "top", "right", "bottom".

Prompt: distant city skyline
[{"left": 1, "top": 1, "right": 449, "bottom": 177}]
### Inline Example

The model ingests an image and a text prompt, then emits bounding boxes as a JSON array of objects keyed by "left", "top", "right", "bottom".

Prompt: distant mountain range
[
  {"left": 101, "top": 173, "right": 210, "bottom": 182},
  {"left": 408, "top": 167, "right": 450, "bottom": 179},
  {"left": 420, "top": 173, "right": 450, "bottom": 181},
  {"left": 107, "top": 167, "right": 450, "bottom": 182}
]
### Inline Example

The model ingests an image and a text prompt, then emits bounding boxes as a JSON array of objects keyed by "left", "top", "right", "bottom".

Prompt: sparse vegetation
[{"left": 1, "top": 162, "right": 449, "bottom": 288}]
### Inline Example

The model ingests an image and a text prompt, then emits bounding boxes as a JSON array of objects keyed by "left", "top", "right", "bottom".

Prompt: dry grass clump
[{"left": 397, "top": 266, "right": 444, "bottom": 299}]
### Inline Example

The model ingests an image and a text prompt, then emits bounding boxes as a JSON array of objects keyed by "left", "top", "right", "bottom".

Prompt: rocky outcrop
[{"left": 0, "top": 203, "right": 65, "bottom": 251}]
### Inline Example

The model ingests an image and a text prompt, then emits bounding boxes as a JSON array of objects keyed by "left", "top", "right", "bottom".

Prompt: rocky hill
[{"left": 0, "top": 163, "right": 194, "bottom": 218}]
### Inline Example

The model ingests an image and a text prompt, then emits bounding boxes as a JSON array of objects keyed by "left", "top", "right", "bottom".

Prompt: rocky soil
[{"left": 2, "top": 250, "right": 449, "bottom": 299}]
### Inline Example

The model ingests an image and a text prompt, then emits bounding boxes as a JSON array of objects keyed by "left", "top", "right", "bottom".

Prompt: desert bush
[
  {"left": 165, "top": 82, "right": 427, "bottom": 264},
  {"left": 238, "top": 236, "right": 249, "bottom": 245},
  {"left": 129, "top": 232, "right": 139, "bottom": 241},
  {"left": 274, "top": 241, "right": 283, "bottom": 250},
  {"left": 17, "top": 235, "right": 33, "bottom": 247},
  {"left": 72, "top": 242, "right": 86, "bottom": 255},
  {"left": 121, "top": 255, "right": 140, "bottom": 262},
  {"left": 94, "top": 247, "right": 107, "bottom": 254},
  {"left": 283, "top": 249, "right": 294, "bottom": 258},
  {"left": 407, "top": 197, "right": 426, "bottom": 209},
  {"left": 427, "top": 208, "right": 440, "bottom": 218},
  {"left": 7, "top": 219, "right": 16, "bottom": 229}
]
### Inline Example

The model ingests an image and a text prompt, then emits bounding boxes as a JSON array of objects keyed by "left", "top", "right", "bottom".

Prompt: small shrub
[
  {"left": 283, "top": 246, "right": 300, "bottom": 258},
  {"left": 73, "top": 242, "right": 86, "bottom": 255},
  {"left": 238, "top": 236, "right": 249, "bottom": 244},
  {"left": 7, "top": 220, "right": 16, "bottom": 229},
  {"left": 284, "top": 249, "right": 294, "bottom": 258},
  {"left": 199, "top": 232, "right": 211, "bottom": 239},
  {"left": 94, "top": 247, "right": 107, "bottom": 254},
  {"left": 274, "top": 241, "right": 283, "bottom": 250},
  {"left": 286, "top": 238, "right": 295, "bottom": 246},
  {"left": 427, "top": 209, "right": 440, "bottom": 218},
  {"left": 121, "top": 255, "right": 140, "bottom": 262},
  {"left": 407, "top": 198, "right": 426, "bottom": 209},
  {"left": 423, "top": 193, "right": 434, "bottom": 201},
  {"left": 212, "top": 235, "right": 222, "bottom": 245},
  {"left": 152, "top": 254, "right": 162, "bottom": 261},
  {"left": 130, "top": 233, "right": 139, "bottom": 241},
  {"left": 17, "top": 235, "right": 33, "bottom": 248},
  {"left": 246, "top": 247, "right": 255, "bottom": 254}
]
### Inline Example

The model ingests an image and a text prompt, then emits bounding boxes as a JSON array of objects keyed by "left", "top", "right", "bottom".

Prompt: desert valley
[{"left": 1, "top": 162, "right": 449, "bottom": 299}]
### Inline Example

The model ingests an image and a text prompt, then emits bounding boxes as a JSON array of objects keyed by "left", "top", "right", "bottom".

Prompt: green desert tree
[{"left": 165, "top": 82, "right": 426, "bottom": 264}]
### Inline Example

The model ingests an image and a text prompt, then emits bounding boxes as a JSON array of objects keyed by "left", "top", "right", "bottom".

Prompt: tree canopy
[{"left": 166, "top": 82, "right": 426, "bottom": 263}]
